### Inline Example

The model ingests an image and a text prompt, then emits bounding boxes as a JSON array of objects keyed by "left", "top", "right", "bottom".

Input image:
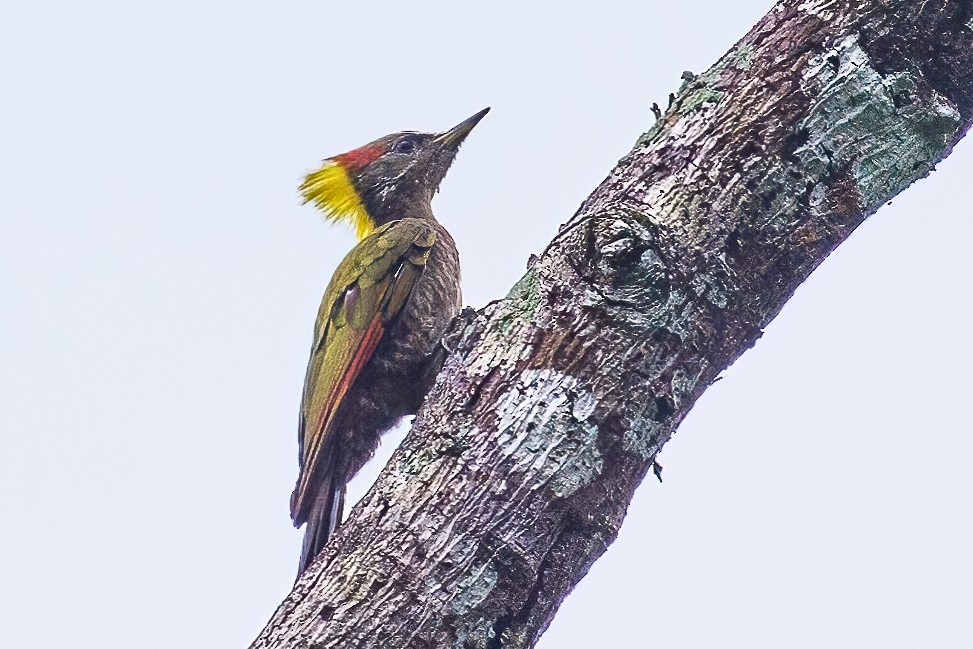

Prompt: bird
[{"left": 291, "top": 108, "right": 489, "bottom": 576}]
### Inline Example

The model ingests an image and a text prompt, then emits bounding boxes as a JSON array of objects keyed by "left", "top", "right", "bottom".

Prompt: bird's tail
[{"left": 296, "top": 458, "right": 345, "bottom": 579}]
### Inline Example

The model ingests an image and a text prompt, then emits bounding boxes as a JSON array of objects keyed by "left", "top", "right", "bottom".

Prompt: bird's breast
[{"left": 383, "top": 226, "right": 461, "bottom": 371}]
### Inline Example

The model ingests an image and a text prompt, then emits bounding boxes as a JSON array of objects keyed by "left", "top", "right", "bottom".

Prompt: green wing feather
[{"left": 290, "top": 219, "right": 437, "bottom": 525}]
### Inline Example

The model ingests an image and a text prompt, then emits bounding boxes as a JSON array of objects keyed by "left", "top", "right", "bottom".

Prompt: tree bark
[{"left": 252, "top": 1, "right": 973, "bottom": 647}]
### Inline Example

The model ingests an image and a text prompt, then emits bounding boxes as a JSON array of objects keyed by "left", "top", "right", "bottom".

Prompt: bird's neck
[{"left": 366, "top": 188, "right": 437, "bottom": 228}]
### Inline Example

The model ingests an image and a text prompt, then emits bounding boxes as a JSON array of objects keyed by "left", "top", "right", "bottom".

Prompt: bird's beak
[{"left": 434, "top": 107, "right": 490, "bottom": 148}]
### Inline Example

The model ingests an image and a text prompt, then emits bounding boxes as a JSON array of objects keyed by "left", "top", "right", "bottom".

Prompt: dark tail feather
[{"left": 296, "top": 465, "right": 345, "bottom": 579}]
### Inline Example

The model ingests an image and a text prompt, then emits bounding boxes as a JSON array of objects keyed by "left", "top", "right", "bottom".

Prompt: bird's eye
[{"left": 393, "top": 138, "right": 416, "bottom": 155}]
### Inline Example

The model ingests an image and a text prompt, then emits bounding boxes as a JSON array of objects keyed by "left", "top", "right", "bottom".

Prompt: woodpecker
[{"left": 291, "top": 108, "right": 488, "bottom": 576}]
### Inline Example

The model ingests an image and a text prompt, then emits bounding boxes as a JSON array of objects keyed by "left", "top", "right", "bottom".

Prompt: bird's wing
[{"left": 290, "top": 219, "right": 437, "bottom": 525}]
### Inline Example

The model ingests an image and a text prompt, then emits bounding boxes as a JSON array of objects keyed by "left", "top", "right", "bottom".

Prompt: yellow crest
[{"left": 300, "top": 161, "right": 376, "bottom": 240}]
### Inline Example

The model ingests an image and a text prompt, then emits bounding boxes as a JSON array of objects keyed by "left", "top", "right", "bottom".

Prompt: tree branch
[{"left": 251, "top": 1, "right": 973, "bottom": 647}]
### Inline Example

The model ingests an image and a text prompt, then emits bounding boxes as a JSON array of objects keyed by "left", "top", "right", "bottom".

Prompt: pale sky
[{"left": 2, "top": 2, "right": 971, "bottom": 648}]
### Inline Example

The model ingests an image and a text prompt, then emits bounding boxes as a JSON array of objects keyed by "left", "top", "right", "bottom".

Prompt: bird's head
[{"left": 301, "top": 108, "right": 489, "bottom": 239}]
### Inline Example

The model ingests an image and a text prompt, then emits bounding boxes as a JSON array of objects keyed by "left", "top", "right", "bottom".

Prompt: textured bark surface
[{"left": 252, "top": 1, "right": 973, "bottom": 647}]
